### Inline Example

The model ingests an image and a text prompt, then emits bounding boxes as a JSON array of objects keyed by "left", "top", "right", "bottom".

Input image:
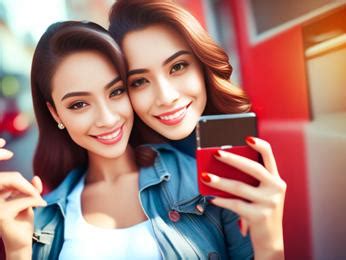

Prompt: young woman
[
  {"left": 0, "top": 21, "right": 253, "bottom": 259},
  {"left": 109, "top": 0, "right": 287, "bottom": 259}
]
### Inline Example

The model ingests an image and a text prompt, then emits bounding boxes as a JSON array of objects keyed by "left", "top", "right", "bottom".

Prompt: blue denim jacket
[{"left": 32, "top": 144, "right": 253, "bottom": 259}]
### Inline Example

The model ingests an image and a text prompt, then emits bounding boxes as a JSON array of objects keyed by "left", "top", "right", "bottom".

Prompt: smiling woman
[
  {"left": 109, "top": 0, "right": 286, "bottom": 259},
  {"left": 124, "top": 25, "right": 207, "bottom": 140},
  {"left": 0, "top": 19, "right": 254, "bottom": 260}
]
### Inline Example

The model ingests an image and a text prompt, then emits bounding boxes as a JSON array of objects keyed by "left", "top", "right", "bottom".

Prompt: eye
[
  {"left": 129, "top": 78, "right": 149, "bottom": 88},
  {"left": 170, "top": 62, "right": 188, "bottom": 74},
  {"left": 68, "top": 101, "right": 88, "bottom": 110},
  {"left": 110, "top": 86, "right": 127, "bottom": 98}
]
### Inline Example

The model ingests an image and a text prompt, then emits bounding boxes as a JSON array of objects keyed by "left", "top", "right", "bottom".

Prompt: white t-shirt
[{"left": 59, "top": 175, "right": 162, "bottom": 260}]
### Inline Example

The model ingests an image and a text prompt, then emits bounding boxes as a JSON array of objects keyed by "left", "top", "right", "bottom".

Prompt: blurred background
[{"left": 0, "top": 0, "right": 345, "bottom": 259}]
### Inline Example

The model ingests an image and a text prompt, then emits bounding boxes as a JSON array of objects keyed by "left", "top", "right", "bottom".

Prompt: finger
[
  {"left": 215, "top": 150, "right": 272, "bottom": 184},
  {"left": 201, "top": 173, "right": 262, "bottom": 202},
  {"left": 245, "top": 137, "right": 279, "bottom": 176},
  {"left": 0, "top": 148, "right": 14, "bottom": 160},
  {"left": 209, "top": 196, "right": 256, "bottom": 220},
  {"left": 0, "top": 138, "right": 5, "bottom": 147},
  {"left": 0, "top": 172, "right": 41, "bottom": 198},
  {"left": 2, "top": 197, "right": 47, "bottom": 218},
  {"left": 31, "top": 176, "right": 43, "bottom": 194}
]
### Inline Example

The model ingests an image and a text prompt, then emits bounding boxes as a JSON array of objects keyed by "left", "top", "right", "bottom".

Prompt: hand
[
  {"left": 201, "top": 137, "right": 286, "bottom": 258},
  {"left": 0, "top": 139, "right": 47, "bottom": 254}
]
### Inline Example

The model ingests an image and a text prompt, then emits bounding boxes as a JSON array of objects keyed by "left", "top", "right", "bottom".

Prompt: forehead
[
  {"left": 122, "top": 24, "right": 191, "bottom": 68},
  {"left": 52, "top": 51, "right": 118, "bottom": 96}
]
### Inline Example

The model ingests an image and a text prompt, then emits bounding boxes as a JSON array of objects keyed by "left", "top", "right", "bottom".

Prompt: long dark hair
[
  {"left": 108, "top": 0, "right": 251, "bottom": 147},
  {"left": 31, "top": 21, "right": 126, "bottom": 189}
]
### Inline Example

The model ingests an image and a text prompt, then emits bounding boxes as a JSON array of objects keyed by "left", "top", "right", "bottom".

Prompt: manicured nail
[
  {"left": 214, "top": 150, "right": 222, "bottom": 158},
  {"left": 246, "top": 136, "right": 256, "bottom": 145},
  {"left": 201, "top": 172, "right": 211, "bottom": 183}
]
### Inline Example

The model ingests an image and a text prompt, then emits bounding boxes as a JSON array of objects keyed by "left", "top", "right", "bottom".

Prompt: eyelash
[
  {"left": 129, "top": 78, "right": 149, "bottom": 88},
  {"left": 170, "top": 61, "right": 189, "bottom": 74},
  {"left": 67, "top": 87, "right": 127, "bottom": 110},
  {"left": 129, "top": 61, "right": 189, "bottom": 88},
  {"left": 109, "top": 86, "right": 127, "bottom": 97},
  {"left": 68, "top": 101, "right": 87, "bottom": 110}
]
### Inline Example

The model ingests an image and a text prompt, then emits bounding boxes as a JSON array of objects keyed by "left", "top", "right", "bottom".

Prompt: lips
[
  {"left": 154, "top": 102, "right": 192, "bottom": 126},
  {"left": 92, "top": 125, "right": 124, "bottom": 145}
]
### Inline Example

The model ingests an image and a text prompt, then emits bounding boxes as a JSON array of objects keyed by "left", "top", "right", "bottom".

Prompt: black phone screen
[{"left": 196, "top": 113, "right": 257, "bottom": 148}]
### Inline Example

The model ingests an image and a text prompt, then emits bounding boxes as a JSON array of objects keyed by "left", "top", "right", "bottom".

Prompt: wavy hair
[
  {"left": 31, "top": 21, "right": 126, "bottom": 189},
  {"left": 108, "top": 0, "right": 251, "bottom": 115}
]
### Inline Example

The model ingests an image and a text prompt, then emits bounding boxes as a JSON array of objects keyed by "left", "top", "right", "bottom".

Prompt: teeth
[
  {"left": 159, "top": 108, "right": 186, "bottom": 121},
  {"left": 97, "top": 129, "right": 121, "bottom": 140}
]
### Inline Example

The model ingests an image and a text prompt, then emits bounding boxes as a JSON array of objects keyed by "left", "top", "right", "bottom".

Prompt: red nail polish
[
  {"left": 214, "top": 150, "right": 221, "bottom": 157},
  {"left": 246, "top": 136, "right": 255, "bottom": 145},
  {"left": 201, "top": 172, "right": 211, "bottom": 183},
  {"left": 238, "top": 219, "right": 242, "bottom": 230}
]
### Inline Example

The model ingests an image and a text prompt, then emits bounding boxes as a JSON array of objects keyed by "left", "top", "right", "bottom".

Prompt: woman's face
[
  {"left": 48, "top": 51, "right": 133, "bottom": 160},
  {"left": 123, "top": 24, "right": 207, "bottom": 140}
]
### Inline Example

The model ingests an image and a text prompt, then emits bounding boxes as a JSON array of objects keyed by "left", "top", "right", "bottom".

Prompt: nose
[
  {"left": 155, "top": 76, "right": 180, "bottom": 106},
  {"left": 95, "top": 102, "right": 120, "bottom": 128}
]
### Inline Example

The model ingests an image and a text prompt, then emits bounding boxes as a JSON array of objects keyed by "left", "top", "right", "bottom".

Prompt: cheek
[
  {"left": 186, "top": 70, "right": 207, "bottom": 97},
  {"left": 115, "top": 98, "right": 135, "bottom": 123},
  {"left": 129, "top": 90, "right": 152, "bottom": 116}
]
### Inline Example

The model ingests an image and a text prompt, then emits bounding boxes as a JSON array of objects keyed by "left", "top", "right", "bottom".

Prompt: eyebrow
[
  {"left": 127, "top": 50, "right": 192, "bottom": 77},
  {"left": 163, "top": 50, "right": 191, "bottom": 66},
  {"left": 61, "top": 76, "right": 121, "bottom": 101}
]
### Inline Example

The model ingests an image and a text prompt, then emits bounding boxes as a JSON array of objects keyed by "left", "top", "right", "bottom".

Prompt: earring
[{"left": 58, "top": 122, "right": 65, "bottom": 130}]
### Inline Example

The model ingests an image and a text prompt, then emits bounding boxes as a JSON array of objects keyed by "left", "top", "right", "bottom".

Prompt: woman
[
  {"left": 0, "top": 21, "right": 252, "bottom": 259},
  {"left": 109, "top": 0, "right": 286, "bottom": 259}
]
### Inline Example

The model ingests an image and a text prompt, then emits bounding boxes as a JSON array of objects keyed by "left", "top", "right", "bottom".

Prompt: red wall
[
  {"left": 178, "top": 0, "right": 206, "bottom": 29},
  {"left": 229, "top": 1, "right": 312, "bottom": 259}
]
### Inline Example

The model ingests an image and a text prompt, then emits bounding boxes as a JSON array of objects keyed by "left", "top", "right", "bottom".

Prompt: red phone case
[{"left": 197, "top": 146, "right": 260, "bottom": 198}]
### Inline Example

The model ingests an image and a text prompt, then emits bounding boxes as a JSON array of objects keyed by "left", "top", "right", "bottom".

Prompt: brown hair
[
  {"left": 31, "top": 21, "right": 126, "bottom": 189},
  {"left": 108, "top": 0, "right": 251, "bottom": 147}
]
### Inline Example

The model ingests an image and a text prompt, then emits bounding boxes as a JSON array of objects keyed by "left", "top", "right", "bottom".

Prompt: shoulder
[
  {"left": 34, "top": 167, "right": 85, "bottom": 228},
  {"left": 142, "top": 143, "right": 199, "bottom": 199}
]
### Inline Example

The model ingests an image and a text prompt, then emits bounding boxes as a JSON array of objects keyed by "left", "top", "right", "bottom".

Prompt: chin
[{"left": 159, "top": 126, "right": 195, "bottom": 141}]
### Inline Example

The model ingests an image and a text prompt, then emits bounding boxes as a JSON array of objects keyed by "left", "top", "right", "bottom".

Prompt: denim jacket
[{"left": 32, "top": 144, "right": 253, "bottom": 259}]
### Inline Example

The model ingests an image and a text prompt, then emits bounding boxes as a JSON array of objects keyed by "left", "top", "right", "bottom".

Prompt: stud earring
[{"left": 58, "top": 122, "right": 65, "bottom": 130}]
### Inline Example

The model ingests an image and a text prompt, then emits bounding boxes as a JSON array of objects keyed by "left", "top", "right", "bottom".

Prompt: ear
[{"left": 46, "top": 102, "right": 62, "bottom": 125}]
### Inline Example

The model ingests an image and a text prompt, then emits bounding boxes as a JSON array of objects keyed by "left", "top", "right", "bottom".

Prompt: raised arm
[{"left": 0, "top": 139, "right": 46, "bottom": 260}]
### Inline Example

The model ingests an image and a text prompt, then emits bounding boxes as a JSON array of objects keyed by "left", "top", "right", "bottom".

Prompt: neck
[{"left": 86, "top": 146, "right": 138, "bottom": 184}]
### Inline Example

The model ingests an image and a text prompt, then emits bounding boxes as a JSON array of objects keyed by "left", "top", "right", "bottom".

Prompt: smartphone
[{"left": 196, "top": 112, "right": 260, "bottom": 198}]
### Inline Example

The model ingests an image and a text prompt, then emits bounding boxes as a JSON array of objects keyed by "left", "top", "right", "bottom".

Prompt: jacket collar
[
  {"left": 138, "top": 143, "right": 208, "bottom": 215},
  {"left": 43, "top": 167, "right": 86, "bottom": 217}
]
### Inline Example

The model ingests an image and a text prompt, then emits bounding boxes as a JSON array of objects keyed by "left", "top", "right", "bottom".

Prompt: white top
[{"left": 59, "top": 175, "right": 162, "bottom": 260}]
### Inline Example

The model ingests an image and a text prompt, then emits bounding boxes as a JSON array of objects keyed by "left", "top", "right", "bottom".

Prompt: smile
[
  {"left": 155, "top": 102, "right": 192, "bottom": 126},
  {"left": 93, "top": 125, "right": 124, "bottom": 145}
]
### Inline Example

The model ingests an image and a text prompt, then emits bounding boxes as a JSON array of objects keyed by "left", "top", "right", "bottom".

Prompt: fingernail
[
  {"left": 201, "top": 172, "right": 211, "bottom": 183},
  {"left": 214, "top": 150, "right": 222, "bottom": 158},
  {"left": 246, "top": 136, "right": 256, "bottom": 145}
]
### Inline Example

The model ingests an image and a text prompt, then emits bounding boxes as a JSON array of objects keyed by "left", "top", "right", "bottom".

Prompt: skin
[
  {"left": 0, "top": 51, "right": 147, "bottom": 259},
  {"left": 124, "top": 25, "right": 207, "bottom": 140},
  {"left": 123, "top": 24, "right": 286, "bottom": 259}
]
